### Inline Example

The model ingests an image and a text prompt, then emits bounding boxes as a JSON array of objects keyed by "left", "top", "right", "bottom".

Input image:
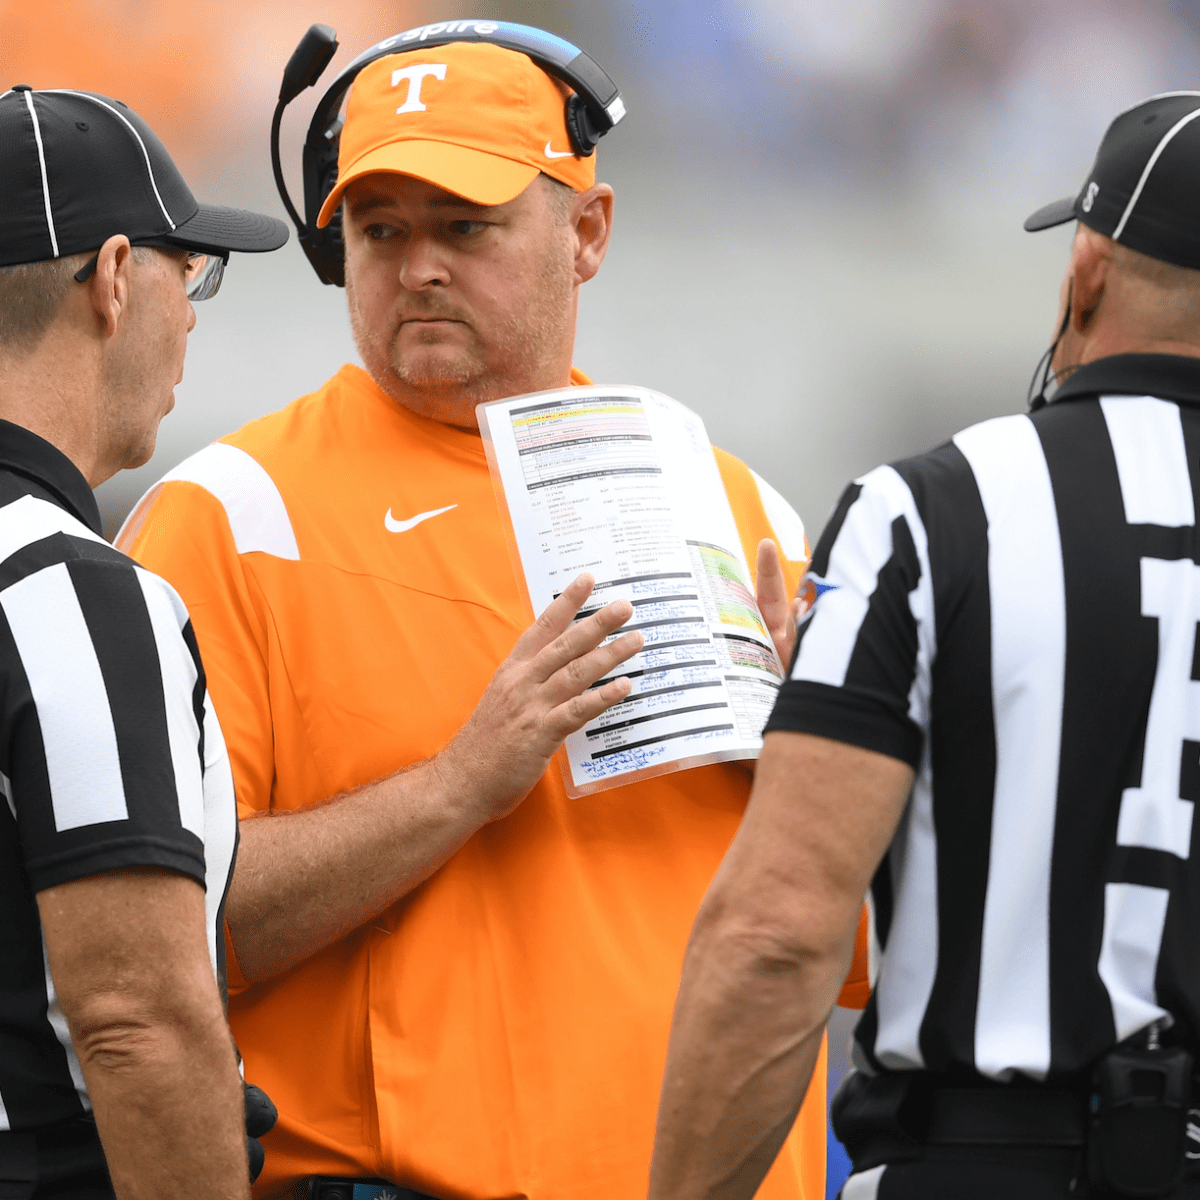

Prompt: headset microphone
[
  {"left": 270, "top": 19, "right": 626, "bottom": 287},
  {"left": 270, "top": 24, "right": 339, "bottom": 274}
]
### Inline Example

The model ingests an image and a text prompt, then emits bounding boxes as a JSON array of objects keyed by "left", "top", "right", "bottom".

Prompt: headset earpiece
[
  {"left": 295, "top": 119, "right": 345, "bottom": 286},
  {"left": 272, "top": 19, "right": 625, "bottom": 287},
  {"left": 565, "top": 94, "right": 600, "bottom": 158}
]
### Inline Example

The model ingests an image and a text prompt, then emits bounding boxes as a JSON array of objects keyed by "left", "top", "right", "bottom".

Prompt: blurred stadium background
[{"left": 7, "top": 0, "right": 1200, "bottom": 1194}]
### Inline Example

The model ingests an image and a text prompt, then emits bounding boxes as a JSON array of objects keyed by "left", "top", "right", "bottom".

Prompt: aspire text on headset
[{"left": 271, "top": 19, "right": 626, "bottom": 287}]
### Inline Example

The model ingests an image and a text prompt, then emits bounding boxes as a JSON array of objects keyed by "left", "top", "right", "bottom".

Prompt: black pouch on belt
[
  {"left": 830, "top": 1070, "right": 932, "bottom": 1172},
  {"left": 1087, "top": 1040, "right": 1192, "bottom": 1197}
]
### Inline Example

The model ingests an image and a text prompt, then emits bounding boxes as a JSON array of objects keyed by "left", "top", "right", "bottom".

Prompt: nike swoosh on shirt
[
  {"left": 543, "top": 141, "right": 574, "bottom": 159},
  {"left": 384, "top": 504, "right": 458, "bottom": 533}
]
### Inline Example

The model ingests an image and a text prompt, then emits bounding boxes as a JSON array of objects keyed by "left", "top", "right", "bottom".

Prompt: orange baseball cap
[{"left": 316, "top": 42, "right": 595, "bottom": 226}]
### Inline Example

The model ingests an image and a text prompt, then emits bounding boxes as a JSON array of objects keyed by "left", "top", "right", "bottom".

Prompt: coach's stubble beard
[{"left": 346, "top": 241, "right": 577, "bottom": 420}]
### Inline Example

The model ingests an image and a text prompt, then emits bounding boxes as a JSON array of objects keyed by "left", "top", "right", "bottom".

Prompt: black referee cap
[
  {"left": 1025, "top": 92, "right": 1200, "bottom": 271},
  {"left": 0, "top": 85, "right": 288, "bottom": 268}
]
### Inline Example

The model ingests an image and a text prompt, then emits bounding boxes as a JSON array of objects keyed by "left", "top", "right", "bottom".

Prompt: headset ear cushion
[
  {"left": 565, "top": 93, "right": 600, "bottom": 158},
  {"left": 318, "top": 208, "right": 347, "bottom": 287},
  {"left": 301, "top": 134, "right": 347, "bottom": 286},
  {"left": 298, "top": 225, "right": 345, "bottom": 287},
  {"left": 315, "top": 139, "right": 342, "bottom": 218}
]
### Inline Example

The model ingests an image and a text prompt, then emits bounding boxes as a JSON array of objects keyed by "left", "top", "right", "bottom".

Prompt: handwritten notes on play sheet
[{"left": 478, "top": 385, "right": 784, "bottom": 797}]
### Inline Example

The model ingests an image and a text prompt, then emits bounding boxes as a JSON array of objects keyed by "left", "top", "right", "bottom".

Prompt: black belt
[
  {"left": 831, "top": 1070, "right": 1094, "bottom": 1170},
  {"left": 925, "top": 1085, "right": 1087, "bottom": 1146},
  {"left": 837, "top": 1046, "right": 1200, "bottom": 1196}
]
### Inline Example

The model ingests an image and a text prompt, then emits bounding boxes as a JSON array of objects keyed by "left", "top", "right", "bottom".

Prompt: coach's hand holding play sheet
[{"left": 480, "top": 385, "right": 786, "bottom": 795}]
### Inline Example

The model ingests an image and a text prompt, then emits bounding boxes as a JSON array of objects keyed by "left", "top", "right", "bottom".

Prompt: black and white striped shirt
[
  {"left": 766, "top": 353, "right": 1200, "bottom": 1083},
  {"left": 0, "top": 420, "right": 237, "bottom": 1132}
]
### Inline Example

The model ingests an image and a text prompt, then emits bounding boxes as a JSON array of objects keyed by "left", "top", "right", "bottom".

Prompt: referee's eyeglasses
[{"left": 73, "top": 239, "right": 227, "bottom": 302}]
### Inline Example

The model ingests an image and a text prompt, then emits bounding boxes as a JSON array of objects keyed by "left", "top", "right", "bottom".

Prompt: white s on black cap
[{"left": 1024, "top": 91, "right": 1200, "bottom": 271}]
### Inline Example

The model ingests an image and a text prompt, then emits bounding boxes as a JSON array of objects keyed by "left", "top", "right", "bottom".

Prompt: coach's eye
[
  {"left": 449, "top": 220, "right": 487, "bottom": 236},
  {"left": 363, "top": 223, "right": 398, "bottom": 241}
]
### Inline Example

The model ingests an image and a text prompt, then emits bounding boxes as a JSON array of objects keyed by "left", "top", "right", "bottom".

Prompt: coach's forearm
[
  {"left": 649, "top": 914, "right": 854, "bottom": 1200},
  {"left": 228, "top": 576, "right": 641, "bottom": 983},
  {"left": 226, "top": 755, "right": 492, "bottom": 982}
]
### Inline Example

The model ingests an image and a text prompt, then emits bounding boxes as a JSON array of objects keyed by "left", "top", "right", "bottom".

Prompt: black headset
[{"left": 270, "top": 19, "right": 626, "bottom": 287}]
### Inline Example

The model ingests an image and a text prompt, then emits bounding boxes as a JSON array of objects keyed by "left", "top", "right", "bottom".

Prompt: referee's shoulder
[
  {"left": 0, "top": 489, "right": 125, "bottom": 572},
  {"left": 883, "top": 409, "right": 1050, "bottom": 516},
  {"left": 0, "top": 489, "right": 186, "bottom": 613}
]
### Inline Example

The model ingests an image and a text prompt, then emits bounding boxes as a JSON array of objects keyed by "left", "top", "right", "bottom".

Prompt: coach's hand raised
[{"left": 436, "top": 573, "right": 643, "bottom": 823}]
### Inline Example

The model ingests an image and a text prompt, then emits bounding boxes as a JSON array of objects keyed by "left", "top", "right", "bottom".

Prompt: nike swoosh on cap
[
  {"left": 384, "top": 504, "right": 458, "bottom": 533},
  {"left": 543, "top": 141, "right": 574, "bottom": 159}
]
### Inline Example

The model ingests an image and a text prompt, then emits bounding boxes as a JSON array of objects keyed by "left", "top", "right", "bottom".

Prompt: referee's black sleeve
[{"left": 0, "top": 550, "right": 210, "bottom": 893}]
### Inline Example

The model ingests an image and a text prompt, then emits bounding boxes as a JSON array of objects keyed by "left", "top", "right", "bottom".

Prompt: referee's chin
[
  {"left": 92, "top": 424, "right": 164, "bottom": 488},
  {"left": 125, "top": 424, "right": 163, "bottom": 472}
]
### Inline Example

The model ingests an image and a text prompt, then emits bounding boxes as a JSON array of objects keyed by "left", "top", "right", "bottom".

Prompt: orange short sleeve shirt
[{"left": 121, "top": 364, "right": 869, "bottom": 1200}]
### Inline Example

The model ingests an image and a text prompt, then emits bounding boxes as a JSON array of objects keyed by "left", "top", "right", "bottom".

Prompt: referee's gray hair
[
  {"left": 0, "top": 255, "right": 88, "bottom": 354},
  {"left": 0, "top": 247, "right": 153, "bottom": 355}
]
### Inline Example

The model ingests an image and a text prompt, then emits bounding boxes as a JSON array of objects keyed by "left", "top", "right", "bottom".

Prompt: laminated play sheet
[{"left": 478, "top": 384, "right": 784, "bottom": 797}]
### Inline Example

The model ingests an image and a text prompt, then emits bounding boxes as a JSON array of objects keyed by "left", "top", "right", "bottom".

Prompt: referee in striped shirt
[
  {"left": 0, "top": 88, "right": 286, "bottom": 1197},
  {"left": 650, "top": 92, "right": 1200, "bottom": 1200}
]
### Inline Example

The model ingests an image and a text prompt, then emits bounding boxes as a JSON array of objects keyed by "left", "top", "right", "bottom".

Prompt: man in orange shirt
[{"left": 119, "top": 21, "right": 868, "bottom": 1200}]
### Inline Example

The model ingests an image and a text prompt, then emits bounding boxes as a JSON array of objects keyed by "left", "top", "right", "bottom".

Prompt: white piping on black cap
[
  {"left": 44, "top": 89, "right": 176, "bottom": 231},
  {"left": 1112, "top": 102, "right": 1200, "bottom": 243},
  {"left": 21, "top": 90, "right": 59, "bottom": 257},
  {"left": 1108, "top": 89, "right": 1200, "bottom": 122}
]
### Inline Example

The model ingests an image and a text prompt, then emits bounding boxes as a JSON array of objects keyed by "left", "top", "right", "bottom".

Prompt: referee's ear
[
  {"left": 84, "top": 235, "right": 135, "bottom": 341},
  {"left": 1067, "top": 224, "right": 1114, "bottom": 336}
]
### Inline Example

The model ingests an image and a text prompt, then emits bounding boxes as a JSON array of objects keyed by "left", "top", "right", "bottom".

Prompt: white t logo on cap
[{"left": 391, "top": 64, "right": 447, "bottom": 114}]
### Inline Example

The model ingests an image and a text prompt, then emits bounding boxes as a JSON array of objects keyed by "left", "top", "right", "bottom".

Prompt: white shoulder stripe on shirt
[{"left": 118, "top": 442, "right": 300, "bottom": 561}]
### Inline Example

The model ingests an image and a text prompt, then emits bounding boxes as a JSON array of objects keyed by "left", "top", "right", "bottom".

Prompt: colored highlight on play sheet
[
  {"left": 479, "top": 385, "right": 786, "bottom": 797},
  {"left": 692, "top": 543, "right": 769, "bottom": 637}
]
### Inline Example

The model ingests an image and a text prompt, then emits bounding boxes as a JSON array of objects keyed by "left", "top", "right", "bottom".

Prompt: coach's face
[{"left": 341, "top": 172, "right": 612, "bottom": 428}]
